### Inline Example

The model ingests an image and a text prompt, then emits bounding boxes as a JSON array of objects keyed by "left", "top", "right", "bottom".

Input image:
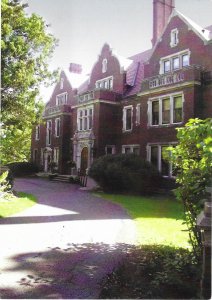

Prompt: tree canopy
[{"left": 1, "top": 0, "right": 58, "bottom": 164}]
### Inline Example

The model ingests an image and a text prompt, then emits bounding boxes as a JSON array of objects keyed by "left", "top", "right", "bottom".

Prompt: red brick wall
[{"left": 88, "top": 43, "right": 126, "bottom": 94}]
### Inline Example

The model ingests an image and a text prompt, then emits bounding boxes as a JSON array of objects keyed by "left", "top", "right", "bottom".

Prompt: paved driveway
[{"left": 0, "top": 178, "right": 136, "bottom": 299}]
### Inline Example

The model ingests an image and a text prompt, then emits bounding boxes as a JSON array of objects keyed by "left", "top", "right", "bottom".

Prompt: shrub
[
  {"left": 7, "top": 162, "right": 39, "bottom": 177},
  {"left": 0, "top": 167, "right": 14, "bottom": 190},
  {"left": 89, "top": 154, "right": 162, "bottom": 194},
  {"left": 100, "top": 245, "right": 201, "bottom": 299}
]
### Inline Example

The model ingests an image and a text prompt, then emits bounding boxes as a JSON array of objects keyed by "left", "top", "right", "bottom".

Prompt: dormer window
[
  {"left": 60, "top": 78, "right": 64, "bottom": 89},
  {"left": 170, "top": 28, "right": 179, "bottom": 47},
  {"left": 102, "top": 58, "right": 107, "bottom": 73}
]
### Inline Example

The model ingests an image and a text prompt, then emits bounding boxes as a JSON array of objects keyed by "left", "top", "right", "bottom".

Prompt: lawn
[
  {"left": 97, "top": 193, "right": 190, "bottom": 248},
  {"left": 0, "top": 192, "right": 37, "bottom": 218}
]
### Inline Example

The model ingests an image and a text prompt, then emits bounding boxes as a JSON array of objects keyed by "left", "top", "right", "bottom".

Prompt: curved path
[{"left": 0, "top": 178, "right": 136, "bottom": 299}]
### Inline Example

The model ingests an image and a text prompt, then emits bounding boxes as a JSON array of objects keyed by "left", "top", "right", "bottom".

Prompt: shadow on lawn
[{"left": 0, "top": 243, "right": 134, "bottom": 299}]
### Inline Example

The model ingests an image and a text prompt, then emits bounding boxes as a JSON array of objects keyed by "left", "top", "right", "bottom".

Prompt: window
[
  {"left": 46, "top": 120, "right": 52, "bottom": 145},
  {"left": 77, "top": 106, "right": 93, "bottom": 131},
  {"left": 170, "top": 28, "right": 179, "bottom": 47},
  {"left": 56, "top": 92, "right": 68, "bottom": 106},
  {"left": 164, "top": 60, "right": 171, "bottom": 73},
  {"left": 60, "top": 78, "right": 64, "bottom": 89},
  {"left": 122, "top": 145, "right": 140, "bottom": 154},
  {"left": 95, "top": 76, "right": 113, "bottom": 90},
  {"left": 105, "top": 145, "right": 116, "bottom": 155},
  {"left": 148, "top": 93, "right": 183, "bottom": 126},
  {"left": 173, "top": 96, "right": 183, "bottom": 123},
  {"left": 182, "top": 54, "right": 189, "bottom": 67},
  {"left": 88, "top": 108, "right": 93, "bottom": 129},
  {"left": 136, "top": 104, "right": 141, "bottom": 125},
  {"left": 172, "top": 57, "right": 180, "bottom": 70},
  {"left": 123, "top": 106, "right": 133, "bottom": 131},
  {"left": 152, "top": 101, "right": 159, "bottom": 125},
  {"left": 55, "top": 118, "right": 61, "bottom": 137},
  {"left": 162, "top": 98, "right": 170, "bottom": 124},
  {"left": 53, "top": 148, "right": 59, "bottom": 165},
  {"left": 35, "top": 125, "right": 40, "bottom": 141},
  {"left": 160, "top": 50, "right": 190, "bottom": 74},
  {"left": 148, "top": 144, "right": 175, "bottom": 177},
  {"left": 102, "top": 58, "right": 107, "bottom": 73}
]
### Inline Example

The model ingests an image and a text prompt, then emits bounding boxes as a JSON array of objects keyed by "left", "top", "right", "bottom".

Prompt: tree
[
  {"left": 1, "top": 0, "right": 58, "bottom": 164},
  {"left": 169, "top": 118, "right": 212, "bottom": 257}
]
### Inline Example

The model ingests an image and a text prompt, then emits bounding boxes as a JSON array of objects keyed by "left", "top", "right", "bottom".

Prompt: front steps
[{"left": 50, "top": 174, "right": 78, "bottom": 183}]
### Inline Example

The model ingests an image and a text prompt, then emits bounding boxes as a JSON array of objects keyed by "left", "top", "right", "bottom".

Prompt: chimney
[{"left": 152, "top": 0, "right": 175, "bottom": 47}]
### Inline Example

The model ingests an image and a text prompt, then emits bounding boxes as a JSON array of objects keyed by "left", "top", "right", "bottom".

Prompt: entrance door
[{"left": 80, "top": 147, "right": 88, "bottom": 174}]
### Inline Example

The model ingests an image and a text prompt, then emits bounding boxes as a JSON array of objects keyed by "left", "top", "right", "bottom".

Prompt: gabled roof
[
  {"left": 204, "top": 25, "right": 212, "bottom": 40},
  {"left": 149, "top": 8, "right": 212, "bottom": 62},
  {"left": 176, "top": 10, "right": 211, "bottom": 42}
]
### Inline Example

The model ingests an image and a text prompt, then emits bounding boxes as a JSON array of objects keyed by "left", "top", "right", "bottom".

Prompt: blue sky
[{"left": 26, "top": 0, "right": 212, "bottom": 101}]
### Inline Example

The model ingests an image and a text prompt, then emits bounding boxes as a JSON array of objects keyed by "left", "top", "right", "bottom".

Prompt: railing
[
  {"left": 78, "top": 89, "right": 121, "bottom": 104},
  {"left": 43, "top": 104, "right": 72, "bottom": 117},
  {"left": 141, "top": 65, "right": 203, "bottom": 91},
  {"left": 77, "top": 168, "right": 88, "bottom": 187}
]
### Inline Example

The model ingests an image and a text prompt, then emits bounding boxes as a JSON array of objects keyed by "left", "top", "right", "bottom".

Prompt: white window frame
[
  {"left": 147, "top": 143, "right": 177, "bottom": 178},
  {"left": 46, "top": 120, "right": 52, "bottom": 146},
  {"left": 55, "top": 118, "right": 61, "bottom": 137},
  {"left": 95, "top": 76, "right": 113, "bottom": 90},
  {"left": 56, "top": 92, "right": 68, "bottom": 106},
  {"left": 159, "top": 49, "right": 191, "bottom": 75},
  {"left": 35, "top": 125, "right": 40, "bottom": 141},
  {"left": 102, "top": 58, "right": 107, "bottom": 73},
  {"left": 122, "top": 144, "right": 140, "bottom": 154},
  {"left": 105, "top": 145, "right": 116, "bottom": 155},
  {"left": 77, "top": 105, "right": 93, "bottom": 131},
  {"left": 53, "top": 147, "right": 59, "bottom": 165},
  {"left": 123, "top": 105, "right": 133, "bottom": 132},
  {"left": 136, "top": 104, "right": 141, "bottom": 126},
  {"left": 170, "top": 28, "right": 179, "bottom": 48},
  {"left": 148, "top": 92, "right": 184, "bottom": 127}
]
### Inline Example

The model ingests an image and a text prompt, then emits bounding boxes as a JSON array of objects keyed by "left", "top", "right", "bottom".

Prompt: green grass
[
  {"left": 97, "top": 193, "right": 190, "bottom": 248},
  {"left": 0, "top": 192, "right": 37, "bottom": 218}
]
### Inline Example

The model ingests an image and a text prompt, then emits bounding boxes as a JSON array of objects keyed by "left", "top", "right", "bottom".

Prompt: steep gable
[{"left": 145, "top": 10, "right": 212, "bottom": 78}]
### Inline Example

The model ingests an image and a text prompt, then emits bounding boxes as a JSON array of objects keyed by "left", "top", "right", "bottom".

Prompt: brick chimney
[{"left": 152, "top": 0, "right": 175, "bottom": 46}]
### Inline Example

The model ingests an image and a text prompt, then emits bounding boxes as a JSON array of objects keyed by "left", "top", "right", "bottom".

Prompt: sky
[{"left": 26, "top": 0, "right": 212, "bottom": 101}]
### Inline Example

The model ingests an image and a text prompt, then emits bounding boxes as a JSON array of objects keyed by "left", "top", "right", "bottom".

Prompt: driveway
[{"left": 0, "top": 177, "right": 136, "bottom": 299}]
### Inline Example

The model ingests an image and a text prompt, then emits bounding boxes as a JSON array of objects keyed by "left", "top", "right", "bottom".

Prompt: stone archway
[{"left": 80, "top": 147, "right": 88, "bottom": 173}]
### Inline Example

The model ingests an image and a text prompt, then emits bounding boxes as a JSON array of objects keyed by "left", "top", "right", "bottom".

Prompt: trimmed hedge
[
  {"left": 89, "top": 154, "right": 162, "bottom": 194},
  {"left": 7, "top": 162, "right": 39, "bottom": 177}
]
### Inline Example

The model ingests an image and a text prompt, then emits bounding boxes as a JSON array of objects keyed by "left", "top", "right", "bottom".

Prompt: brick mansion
[{"left": 31, "top": 0, "right": 212, "bottom": 177}]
